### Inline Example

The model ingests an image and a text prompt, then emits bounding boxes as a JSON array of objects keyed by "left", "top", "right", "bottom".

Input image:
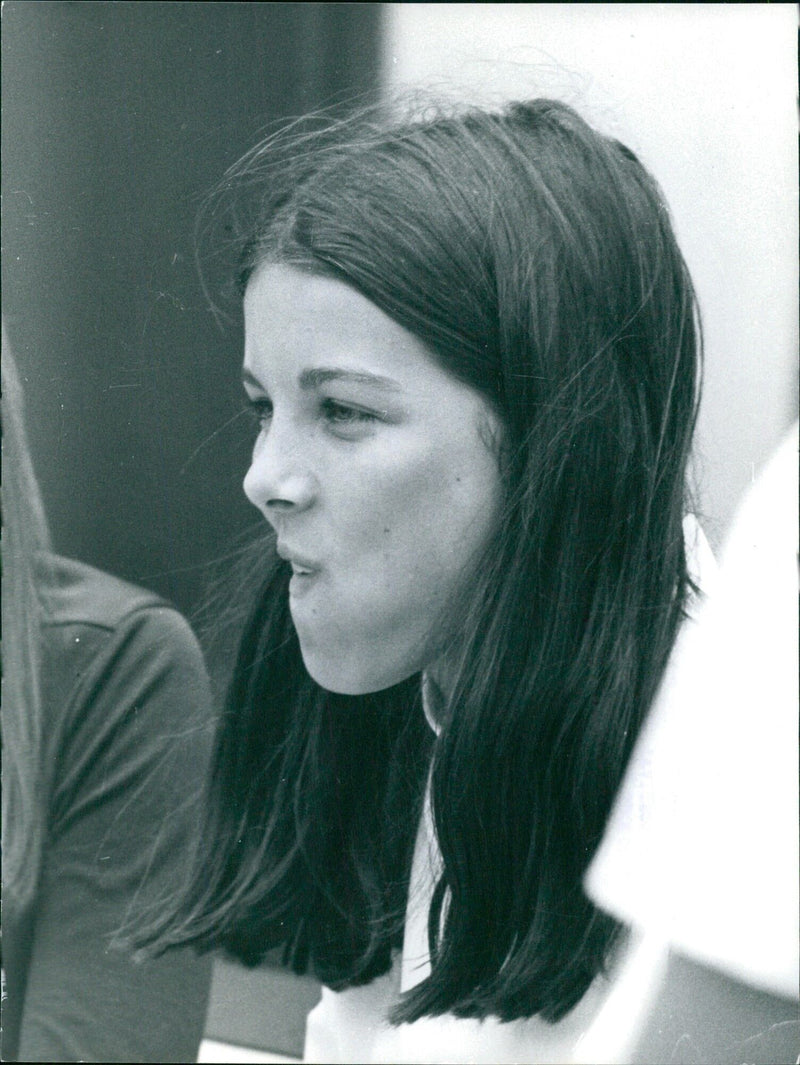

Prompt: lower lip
[{"left": 289, "top": 570, "right": 320, "bottom": 599}]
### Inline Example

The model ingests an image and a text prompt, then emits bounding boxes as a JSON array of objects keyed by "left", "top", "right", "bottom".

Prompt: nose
[{"left": 243, "top": 420, "right": 316, "bottom": 521}]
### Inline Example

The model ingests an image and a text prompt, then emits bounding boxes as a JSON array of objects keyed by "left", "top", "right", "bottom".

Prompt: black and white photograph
[{"left": 2, "top": 4, "right": 797, "bottom": 1063}]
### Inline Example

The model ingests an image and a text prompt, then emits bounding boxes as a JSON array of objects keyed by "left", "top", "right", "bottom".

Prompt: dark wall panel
[{"left": 3, "top": 1, "right": 383, "bottom": 618}]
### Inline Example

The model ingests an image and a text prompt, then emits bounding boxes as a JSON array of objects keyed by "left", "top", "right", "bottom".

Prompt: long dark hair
[{"left": 143, "top": 98, "right": 701, "bottom": 1023}]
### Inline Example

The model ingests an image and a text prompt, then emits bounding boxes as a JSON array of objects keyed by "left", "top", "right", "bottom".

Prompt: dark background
[{"left": 2, "top": 0, "right": 384, "bottom": 623}]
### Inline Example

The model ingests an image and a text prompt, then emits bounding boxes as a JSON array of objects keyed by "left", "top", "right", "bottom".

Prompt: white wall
[{"left": 383, "top": 3, "right": 797, "bottom": 546}]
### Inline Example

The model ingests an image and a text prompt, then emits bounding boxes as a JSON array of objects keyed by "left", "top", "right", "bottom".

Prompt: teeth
[{"left": 291, "top": 563, "right": 312, "bottom": 576}]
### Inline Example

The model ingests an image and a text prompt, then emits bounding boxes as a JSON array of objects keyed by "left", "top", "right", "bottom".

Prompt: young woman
[{"left": 143, "top": 98, "right": 707, "bottom": 1061}]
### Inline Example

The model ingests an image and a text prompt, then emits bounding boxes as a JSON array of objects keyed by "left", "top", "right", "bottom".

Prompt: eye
[
  {"left": 245, "top": 395, "right": 273, "bottom": 430},
  {"left": 321, "top": 398, "right": 380, "bottom": 436}
]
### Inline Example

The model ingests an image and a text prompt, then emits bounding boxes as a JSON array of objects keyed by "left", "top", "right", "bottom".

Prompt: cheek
[
  {"left": 355, "top": 443, "right": 501, "bottom": 593},
  {"left": 294, "top": 435, "right": 502, "bottom": 694}
]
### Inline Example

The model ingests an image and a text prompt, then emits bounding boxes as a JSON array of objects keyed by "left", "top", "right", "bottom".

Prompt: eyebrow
[
  {"left": 242, "top": 366, "right": 403, "bottom": 394},
  {"left": 299, "top": 367, "right": 403, "bottom": 393}
]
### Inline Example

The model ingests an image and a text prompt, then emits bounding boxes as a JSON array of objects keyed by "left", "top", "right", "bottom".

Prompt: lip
[{"left": 276, "top": 542, "right": 321, "bottom": 584}]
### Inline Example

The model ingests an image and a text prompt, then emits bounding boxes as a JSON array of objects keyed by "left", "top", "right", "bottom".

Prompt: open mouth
[
  {"left": 287, "top": 564, "right": 319, "bottom": 601},
  {"left": 276, "top": 542, "right": 319, "bottom": 579},
  {"left": 278, "top": 547, "right": 321, "bottom": 599}
]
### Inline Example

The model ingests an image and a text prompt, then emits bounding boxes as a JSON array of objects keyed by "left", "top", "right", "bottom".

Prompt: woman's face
[{"left": 242, "top": 264, "right": 503, "bottom": 694}]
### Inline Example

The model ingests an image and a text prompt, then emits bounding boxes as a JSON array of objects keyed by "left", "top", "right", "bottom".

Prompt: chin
[{"left": 300, "top": 647, "right": 414, "bottom": 696}]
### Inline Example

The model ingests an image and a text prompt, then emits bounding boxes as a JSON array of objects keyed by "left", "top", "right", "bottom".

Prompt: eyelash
[
  {"left": 244, "top": 396, "right": 380, "bottom": 434},
  {"left": 245, "top": 397, "right": 273, "bottom": 429},
  {"left": 320, "top": 398, "right": 379, "bottom": 427}
]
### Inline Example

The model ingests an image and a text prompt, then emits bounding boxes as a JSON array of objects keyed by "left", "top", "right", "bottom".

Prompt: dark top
[{"left": 2, "top": 556, "right": 215, "bottom": 1062}]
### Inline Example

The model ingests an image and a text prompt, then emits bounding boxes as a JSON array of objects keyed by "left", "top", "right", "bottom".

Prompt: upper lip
[{"left": 276, "top": 543, "right": 319, "bottom": 573}]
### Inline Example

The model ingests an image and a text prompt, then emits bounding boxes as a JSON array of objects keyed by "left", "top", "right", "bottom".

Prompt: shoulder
[
  {"left": 37, "top": 553, "right": 170, "bottom": 631},
  {"left": 37, "top": 557, "right": 212, "bottom": 772},
  {"left": 37, "top": 554, "right": 206, "bottom": 680},
  {"left": 38, "top": 559, "right": 214, "bottom": 847}
]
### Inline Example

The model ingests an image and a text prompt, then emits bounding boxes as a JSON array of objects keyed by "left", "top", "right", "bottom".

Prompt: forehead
[{"left": 243, "top": 264, "right": 433, "bottom": 382}]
